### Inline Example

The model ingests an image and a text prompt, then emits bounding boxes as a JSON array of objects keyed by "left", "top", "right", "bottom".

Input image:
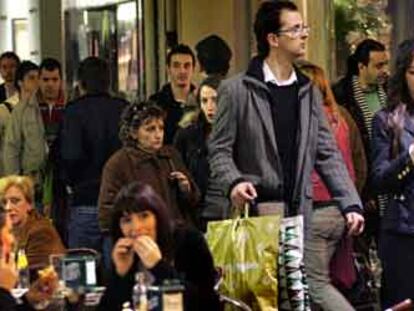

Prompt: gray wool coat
[{"left": 208, "top": 65, "right": 362, "bottom": 233}]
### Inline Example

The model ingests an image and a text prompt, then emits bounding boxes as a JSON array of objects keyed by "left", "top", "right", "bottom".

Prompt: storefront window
[{"left": 63, "top": 0, "right": 144, "bottom": 102}]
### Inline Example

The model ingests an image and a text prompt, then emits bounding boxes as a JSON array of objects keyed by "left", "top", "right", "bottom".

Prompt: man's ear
[
  {"left": 267, "top": 32, "right": 279, "bottom": 49},
  {"left": 358, "top": 62, "right": 366, "bottom": 73}
]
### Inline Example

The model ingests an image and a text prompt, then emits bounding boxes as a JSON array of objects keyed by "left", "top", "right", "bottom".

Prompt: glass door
[
  {"left": 64, "top": 1, "right": 144, "bottom": 101},
  {"left": 85, "top": 7, "right": 118, "bottom": 91},
  {"left": 116, "top": 1, "right": 140, "bottom": 101}
]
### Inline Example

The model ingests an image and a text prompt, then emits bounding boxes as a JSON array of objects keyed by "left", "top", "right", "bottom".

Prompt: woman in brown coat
[
  {"left": 0, "top": 175, "right": 65, "bottom": 271},
  {"left": 98, "top": 102, "right": 200, "bottom": 233}
]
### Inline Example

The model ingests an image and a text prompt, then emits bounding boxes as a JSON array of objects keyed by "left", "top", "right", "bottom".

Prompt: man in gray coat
[
  {"left": 209, "top": 0, "right": 364, "bottom": 230},
  {"left": 208, "top": 2, "right": 364, "bottom": 309}
]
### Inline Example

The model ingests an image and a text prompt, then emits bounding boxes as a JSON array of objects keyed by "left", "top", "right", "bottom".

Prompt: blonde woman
[{"left": 0, "top": 175, "right": 65, "bottom": 271}]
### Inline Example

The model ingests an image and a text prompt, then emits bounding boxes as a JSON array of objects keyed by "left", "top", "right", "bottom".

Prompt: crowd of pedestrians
[{"left": 2, "top": 0, "right": 414, "bottom": 310}]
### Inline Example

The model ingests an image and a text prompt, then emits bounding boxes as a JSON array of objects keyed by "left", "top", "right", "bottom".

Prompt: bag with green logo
[{"left": 206, "top": 206, "right": 281, "bottom": 310}]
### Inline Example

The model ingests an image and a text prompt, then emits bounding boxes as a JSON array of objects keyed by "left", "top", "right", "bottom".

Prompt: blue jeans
[{"left": 67, "top": 206, "right": 112, "bottom": 272}]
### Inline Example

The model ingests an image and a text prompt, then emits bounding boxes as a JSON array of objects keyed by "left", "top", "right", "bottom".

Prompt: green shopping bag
[{"left": 206, "top": 206, "right": 281, "bottom": 310}]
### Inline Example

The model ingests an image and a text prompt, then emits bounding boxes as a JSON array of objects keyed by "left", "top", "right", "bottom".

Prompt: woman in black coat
[
  {"left": 371, "top": 39, "right": 414, "bottom": 309},
  {"left": 97, "top": 182, "right": 221, "bottom": 310},
  {"left": 174, "top": 77, "right": 230, "bottom": 230}
]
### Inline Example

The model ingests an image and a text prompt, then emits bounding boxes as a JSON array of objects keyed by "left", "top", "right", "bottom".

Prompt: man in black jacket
[
  {"left": 60, "top": 57, "right": 128, "bottom": 268},
  {"left": 332, "top": 39, "right": 389, "bottom": 244},
  {"left": 149, "top": 44, "right": 197, "bottom": 144},
  {"left": 332, "top": 39, "right": 388, "bottom": 173}
]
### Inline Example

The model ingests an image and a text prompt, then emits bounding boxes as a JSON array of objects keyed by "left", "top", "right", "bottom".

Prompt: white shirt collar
[{"left": 263, "top": 61, "right": 297, "bottom": 86}]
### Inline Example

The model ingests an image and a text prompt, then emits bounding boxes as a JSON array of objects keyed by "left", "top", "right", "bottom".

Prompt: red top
[{"left": 312, "top": 107, "right": 356, "bottom": 202}]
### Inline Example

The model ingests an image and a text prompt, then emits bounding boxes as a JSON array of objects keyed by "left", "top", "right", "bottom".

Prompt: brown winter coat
[
  {"left": 13, "top": 210, "right": 65, "bottom": 270},
  {"left": 338, "top": 106, "right": 367, "bottom": 194},
  {"left": 98, "top": 145, "right": 200, "bottom": 232}
]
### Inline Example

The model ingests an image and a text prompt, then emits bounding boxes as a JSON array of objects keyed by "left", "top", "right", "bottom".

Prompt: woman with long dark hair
[
  {"left": 371, "top": 39, "right": 414, "bottom": 308},
  {"left": 97, "top": 182, "right": 220, "bottom": 310},
  {"left": 174, "top": 76, "right": 230, "bottom": 230}
]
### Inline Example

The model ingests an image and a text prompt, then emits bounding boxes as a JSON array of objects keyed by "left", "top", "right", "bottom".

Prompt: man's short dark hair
[
  {"left": 39, "top": 57, "right": 62, "bottom": 77},
  {"left": 346, "top": 39, "right": 386, "bottom": 77},
  {"left": 14, "top": 61, "right": 39, "bottom": 92},
  {"left": 0, "top": 51, "right": 20, "bottom": 65},
  {"left": 195, "top": 35, "right": 232, "bottom": 77},
  {"left": 77, "top": 57, "right": 110, "bottom": 94},
  {"left": 166, "top": 44, "right": 195, "bottom": 67},
  {"left": 254, "top": 1, "right": 298, "bottom": 58}
]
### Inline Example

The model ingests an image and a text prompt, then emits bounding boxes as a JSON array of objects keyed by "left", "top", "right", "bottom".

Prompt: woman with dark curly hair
[
  {"left": 97, "top": 182, "right": 220, "bottom": 310},
  {"left": 98, "top": 101, "right": 200, "bottom": 234},
  {"left": 371, "top": 39, "right": 414, "bottom": 308}
]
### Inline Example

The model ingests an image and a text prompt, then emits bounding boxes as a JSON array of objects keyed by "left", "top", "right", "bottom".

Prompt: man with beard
[
  {"left": 333, "top": 39, "right": 388, "bottom": 166},
  {"left": 3, "top": 58, "right": 65, "bottom": 212},
  {"left": 332, "top": 39, "right": 389, "bottom": 241},
  {"left": 0, "top": 52, "right": 20, "bottom": 103},
  {"left": 332, "top": 39, "right": 389, "bottom": 307},
  {"left": 149, "top": 44, "right": 197, "bottom": 144}
]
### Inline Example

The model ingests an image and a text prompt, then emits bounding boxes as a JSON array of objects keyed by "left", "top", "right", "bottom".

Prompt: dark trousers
[{"left": 380, "top": 231, "right": 414, "bottom": 309}]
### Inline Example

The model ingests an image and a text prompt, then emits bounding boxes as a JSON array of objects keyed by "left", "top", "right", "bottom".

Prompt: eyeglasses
[{"left": 276, "top": 25, "right": 310, "bottom": 39}]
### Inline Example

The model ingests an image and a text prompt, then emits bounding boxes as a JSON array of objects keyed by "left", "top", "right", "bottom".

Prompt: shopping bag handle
[
  {"left": 231, "top": 202, "right": 251, "bottom": 219},
  {"left": 230, "top": 203, "right": 253, "bottom": 242},
  {"left": 243, "top": 203, "right": 250, "bottom": 218}
]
